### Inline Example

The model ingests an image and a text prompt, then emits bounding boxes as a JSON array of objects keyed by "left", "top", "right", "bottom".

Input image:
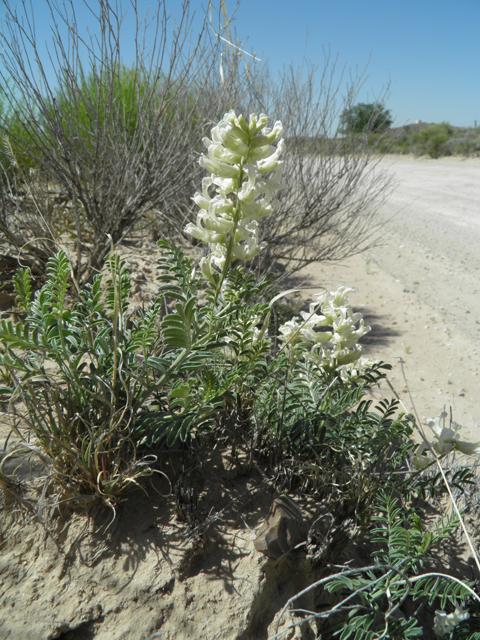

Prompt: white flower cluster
[
  {"left": 279, "top": 286, "right": 372, "bottom": 377},
  {"left": 433, "top": 605, "right": 469, "bottom": 636},
  {"left": 185, "top": 111, "right": 284, "bottom": 283},
  {"left": 411, "top": 411, "right": 480, "bottom": 469}
]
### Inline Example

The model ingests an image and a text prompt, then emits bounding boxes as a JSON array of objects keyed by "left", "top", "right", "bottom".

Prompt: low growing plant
[
  {"left": 1, "top": 111, "right": 479, "bottom": 639},
  {"left": 0, "top": 250, "right": 156, "bottom": 506},
  {"left": 0, "top": 110, "right": 286, "bottom": 507}
]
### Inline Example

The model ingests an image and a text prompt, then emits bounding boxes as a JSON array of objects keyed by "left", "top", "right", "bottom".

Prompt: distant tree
[{"left": 339, "top": 102, "right": 393, "bottom": 134}]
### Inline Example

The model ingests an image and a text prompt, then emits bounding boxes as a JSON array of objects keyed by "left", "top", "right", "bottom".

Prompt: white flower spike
[
  {"left": 185, "top": 111, "right": 284, "bottom": 284},
  {"left": 279, "top": 286, "right": 373, "bottom": 377}
]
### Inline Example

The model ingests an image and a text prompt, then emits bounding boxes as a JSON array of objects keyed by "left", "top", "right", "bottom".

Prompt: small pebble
[{"left": 458, "top": 389, "right": 465, "bottom": 397}]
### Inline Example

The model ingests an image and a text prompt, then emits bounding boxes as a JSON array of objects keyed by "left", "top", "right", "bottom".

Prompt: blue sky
[
  {"left": 1, "top": 0, "right": 479, "bottom": 128},
  {"left": 223, "top": 0, "right": 480, "bottom": 127}
]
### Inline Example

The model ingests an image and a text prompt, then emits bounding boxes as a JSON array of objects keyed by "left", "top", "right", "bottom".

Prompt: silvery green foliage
[
  {"left": 313, "top": 491, "right": 475, "bottom": 640},
  {"left": 0, "top": 237, "right": 276, "bottom": 502},
  {"left": 0, "top": 250, "right": 158, "bottom": 503}
]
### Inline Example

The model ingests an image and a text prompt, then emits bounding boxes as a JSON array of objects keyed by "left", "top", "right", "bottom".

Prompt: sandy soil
[{"left": 299, "top": 155, "right": 480, "bottom": 443}]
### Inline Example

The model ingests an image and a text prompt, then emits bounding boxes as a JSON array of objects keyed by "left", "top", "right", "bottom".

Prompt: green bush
[
  {"left": 372, "top": 121, "right": 480, "bottom": 158},
  {"left": 48, "top": 64, "right": 155, "bottom": 153},
  {"left": 0, "top": 239, "right": 424, "bottom": 519},
  {"left": 0, "top": 240, "right": 277, "bottom": 504},
  {"left": 0, "top": 250, "right": 160, "bottom": 504},
  {"left": 339, "top": 102, "right": 393, "bottom": 135},
  {"left": 417, "top": 121, "right": 454, "bottom": 158}
]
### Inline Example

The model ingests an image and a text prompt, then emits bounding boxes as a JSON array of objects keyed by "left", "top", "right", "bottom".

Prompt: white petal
[
  {"left": 251, "top": 121, "right": 284, "bottom": 147},
  {"left": 237, "top": 164, "right": 258, "bottom": 203},
  {"left": 200, "top": 155, "right": 240, "bottom": 179},
  {"left": 193, "top": 192, "right": 211, "bottom": 210},
  {"left": 455, "top": 440, "right": 480, "bottom": 455},
  {"left": 427, "top": 412, "right": 448, "bottom": 439},
  {"left": 257, "top": 139, "right": 285, "bottom": 173}
]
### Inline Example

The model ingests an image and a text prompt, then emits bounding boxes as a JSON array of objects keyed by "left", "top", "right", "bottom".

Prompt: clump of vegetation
[
  {"left": 1, "top": 110, "right": 480, "bottom": 638},
  {"left": 339, "top": 102, "right": 393, "bottom": 134},
  {"left": 337, "top": 101, "right": 480, "bottom": 159},
  {"left": 374, "top": 121, "right": 480, "bottom": 158}
]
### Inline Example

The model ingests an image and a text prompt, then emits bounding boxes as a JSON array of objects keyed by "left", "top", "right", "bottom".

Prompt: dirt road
[{"left": 301, "top": 155, "right": 480, "bottom": 441}]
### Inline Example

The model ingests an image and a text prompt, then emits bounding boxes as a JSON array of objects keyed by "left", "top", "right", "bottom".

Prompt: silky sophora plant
[{"left": 185, "top": 111, "right": 284, "bottom": 288}]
